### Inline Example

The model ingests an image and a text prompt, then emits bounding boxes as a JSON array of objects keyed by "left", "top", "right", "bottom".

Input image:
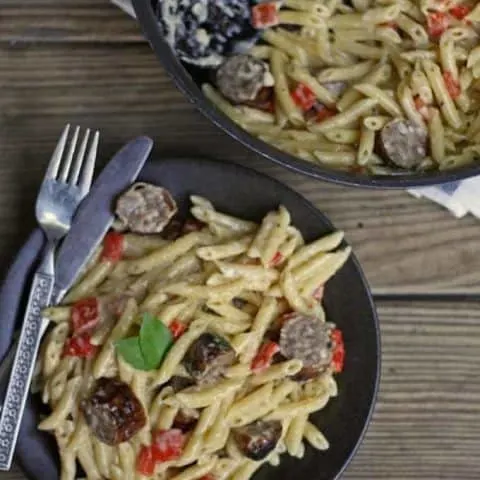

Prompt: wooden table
[{"left": 1, "top": 1, "right": 480, "bottom": 479}]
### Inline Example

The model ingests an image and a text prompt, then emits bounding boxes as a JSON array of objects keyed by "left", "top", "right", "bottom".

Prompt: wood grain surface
[
  {"left": 0, "top": 0, "right": 142, "bottom": 43},
  {"left": 5, "top": 302, "right": 480, "bottom": 480},
  {"left": 1, "top": 40, "right": 480, "bottom": 293},
  {"left": 1, "top": 2, "right": 480, "bottom": 479}
]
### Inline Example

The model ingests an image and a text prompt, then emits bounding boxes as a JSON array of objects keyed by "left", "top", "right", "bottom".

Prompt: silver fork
[{"left": 0, "top": 125, "right": 99, "bottom": 471}]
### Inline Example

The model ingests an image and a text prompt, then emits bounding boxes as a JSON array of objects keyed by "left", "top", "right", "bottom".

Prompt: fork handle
[{"left": 0, "top": 243, "right": 55, "bottom": 471}]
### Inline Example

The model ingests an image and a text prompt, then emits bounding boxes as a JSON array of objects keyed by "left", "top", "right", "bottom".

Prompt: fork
[{"left": 0, "top": 124, "right": 99, "bottom": 471}]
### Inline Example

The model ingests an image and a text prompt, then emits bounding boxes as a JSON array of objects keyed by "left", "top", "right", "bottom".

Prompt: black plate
[
  {"left": 131, "top": 0, "right": 480, "bottom": 188},
  {"left": 0, "top": 158, "right": 380, "bottom": 479}
]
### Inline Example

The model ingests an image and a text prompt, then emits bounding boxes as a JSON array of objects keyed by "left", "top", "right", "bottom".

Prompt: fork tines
[{"left": 46, "top": 124, "right": 100, "bottom": 194}]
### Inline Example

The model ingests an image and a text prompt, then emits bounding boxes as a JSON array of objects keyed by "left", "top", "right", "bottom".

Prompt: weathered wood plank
[
  {"left": 5, "top": 302, "right": 480, "bottom": 479},
  {"left": 0, "top": 0, "right": 142, "bottom": 43},
  {"left": 344, "top": 302, "right": 480, "bottom": 479},
  {"left": 1, "top": 42, "right": 480, "bottom": 293}
]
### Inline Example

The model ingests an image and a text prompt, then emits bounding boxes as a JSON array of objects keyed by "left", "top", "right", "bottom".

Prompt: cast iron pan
[
  {"left": 1, "top": 158, "right": 380, "bottom": 479},
  {"left": 131, "top": 0, "right": 480, "bottom": 188}
]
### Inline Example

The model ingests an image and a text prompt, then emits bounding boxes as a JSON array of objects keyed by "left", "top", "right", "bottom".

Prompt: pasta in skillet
[
  {"left": 38, "top": 183, "right": 348, "bottom": 480},
  {"left": 192, "top": 0, "right": 480, "bottom": 174}
]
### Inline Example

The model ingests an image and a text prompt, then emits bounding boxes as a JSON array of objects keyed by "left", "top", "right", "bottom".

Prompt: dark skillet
[
  {"left": 2, "top": 158, "right": 379, "bottom": 479},
  {"left": 131, "top": 0, "right": 480, "bottom": 188}
]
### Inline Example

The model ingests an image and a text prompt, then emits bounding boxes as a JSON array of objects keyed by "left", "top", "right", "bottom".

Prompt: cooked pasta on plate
[
  {"left": 155, "top": 0, "right": 480, "bottom": 174},
  {"left": 37, "top": 182, "right": 350, "bottom": 480}
]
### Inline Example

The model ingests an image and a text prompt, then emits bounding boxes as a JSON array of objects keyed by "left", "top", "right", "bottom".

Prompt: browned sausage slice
[
  {"left": 81, "top": 377, "right": 146, "bottom": 446},
  {"left": 182, "top": 332, "right": 236, "bottom": 384},
  {"left": 115, "top": 183, "right": 178, "bottom": 234},
  {"left": 216, "top": 54, "right": 272, "bottom": 104},
  {"left": 280, "top": 314, "right": 333, "bottom": 381},
  {"left": 233, "top": 420, "right": 282, "bottom": 460},
  {"left": 378, "top": 119, "right": 428, "bottom": 169},
  {"left": 169, "top": 375, "right": 196, "bottom": 393},
  {"left": 172, "top": 408, "right": 199, "bottom": 433}
]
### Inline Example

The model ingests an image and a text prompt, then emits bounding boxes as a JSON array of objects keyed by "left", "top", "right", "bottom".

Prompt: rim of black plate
[
  {"left": 8, "top": 157, "right": 381, "bottom": 480},
  {"left": 132, "top": 0, "right": 480, "bottom": 189}
]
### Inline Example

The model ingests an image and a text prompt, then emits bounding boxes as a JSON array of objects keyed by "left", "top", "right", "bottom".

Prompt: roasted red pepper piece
[
  {"left": 169, "top": 320, "right": 187, "bottom": 340},
  {"left": 449, "top": 4, "right": 471, "bottom": 20},
  {"left": 251, "top": 341, "right": 280, "bottom": 373},
  {"left": 269, "top": 251, "right": 284, "bottom": 267},
  {"left": 152, "top": 429, "right": 186, "bottom": 462},
  {"left": 63, "top": 333, "right": 97, "bottom": 358},
  {"left": 426, "top": 11, "right": 450, "bottom": 38},
  {"left": 101, "top": 231, "right": 124, "bottom": 262},
  {"left": 136, "top": 445, "right": 155, "bottom": 476},
  {"left": 443, "top": 70, "right": 461, "bottom": 99},
  {"left": 330, "top": 328, "right": 345, "bottom": 373},
  {"left": 71, "top": 297, "right": 100, "bottom": 335},
  {"left": 291, "top": 83, "right": 317, "bottom": 112},
  {"left": 315, "top": 107, "right": 337, "bottom": 123},
  {"left": 251, "top": 2, "right": 279, "bottom": 29}
]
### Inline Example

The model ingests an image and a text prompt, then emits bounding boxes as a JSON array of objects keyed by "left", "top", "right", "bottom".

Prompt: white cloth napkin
[
  {"left": 111, "top": 0, "right": 480, "bottom": 220},
  {"left": 111, "top": 0, "right": 135, "bottom": 17},
  {"left": 407, "top": 178, "right": 480, "bottom": 219}
]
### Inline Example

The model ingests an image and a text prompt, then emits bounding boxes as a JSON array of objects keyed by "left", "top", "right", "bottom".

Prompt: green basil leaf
[
  {"left": 139, "top": 313, "right": 173, "bottom": 370},
  {"left": 115, "top": 337, "right": 148, "bottom": 371}
]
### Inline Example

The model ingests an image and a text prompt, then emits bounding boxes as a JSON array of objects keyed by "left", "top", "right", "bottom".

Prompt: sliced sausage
[
  {"left": 161, "top": 216, "right": 204, "bottom": 240},
  {"left": 81, "top": 377, "right": 146, "bottom": 446},
  {"left": 291, "top": 365, "right": 324, "bottom": 382},
  {"left": 243, "top": 87, "right": 275, "bottom": 112},
  {"left": 169, "top": 375, "right": 196, "bottom": 393},
  {"left": 173, "top": 408, "right": 199, "bottom": 433},
  {"left": 181, "top": 217, "right": 205, "bottom": 234},
  {"left": 378, "top": 119, "right": 428, "bottom": 169},
  {"left": 182, "top": 332, "right": 236, "bottom": 384},
  {"left": 161, "top": 216, "right": 184, "bottom": 241},
  {"left": 233, "top": 420, "right": 282, "bottom": 461},
  {"left": 280, "top": 314, "right": 333, "bottom": 381},
  {"left": 216, "top": 55, "right": 271, "bottom": 104},
  {"left": 115, "top": 183, "right": 178, "bottom": 234}
]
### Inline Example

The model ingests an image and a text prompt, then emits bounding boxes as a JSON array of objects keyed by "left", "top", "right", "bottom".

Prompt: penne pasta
[
  {"left": 422, "top": 59, "right": 462, "bottom": 130},
  {"left": 429, "top": 108, "right": 445, "bottom": 165},
  {"left": 357, "top": 125, "right": 376, "bottom": 165},
  {"left": 309, "top": 98, "right": 378, "bottom": 132},
  {"left": 154, "top": 318, "right": 210, "bottom": 386},
  {"left": 127, "top": 231, "right": 208, "bottom": 275},
  {"left": 38, "top": 377, "right": 82, "bottom": 431},
  {"left": 172, "top": 378, "right": 243, "bottom": 409},
  {"left": 285, "top": 415, "right": 308, "bottom": 457},
  {"left": 64, "top": 261, "right": 114, "bottom": 303},
  {"left": 270, "top": 49, "right": 305, "bottom": 126},
  {"left": 304, "top": 422, "right": 330, "bottom": 450},
  {"left": 249, "top": 359, "right": 303, "bottom": 386},
  {"left": 38, "top": 192, "right": 351, "bottom": 480},
  {"left": 354, "top": 83, "right": 403, "bottom": 117},
  {"left": 317, "top": 60, "right": 375, "bottom": 83}
]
